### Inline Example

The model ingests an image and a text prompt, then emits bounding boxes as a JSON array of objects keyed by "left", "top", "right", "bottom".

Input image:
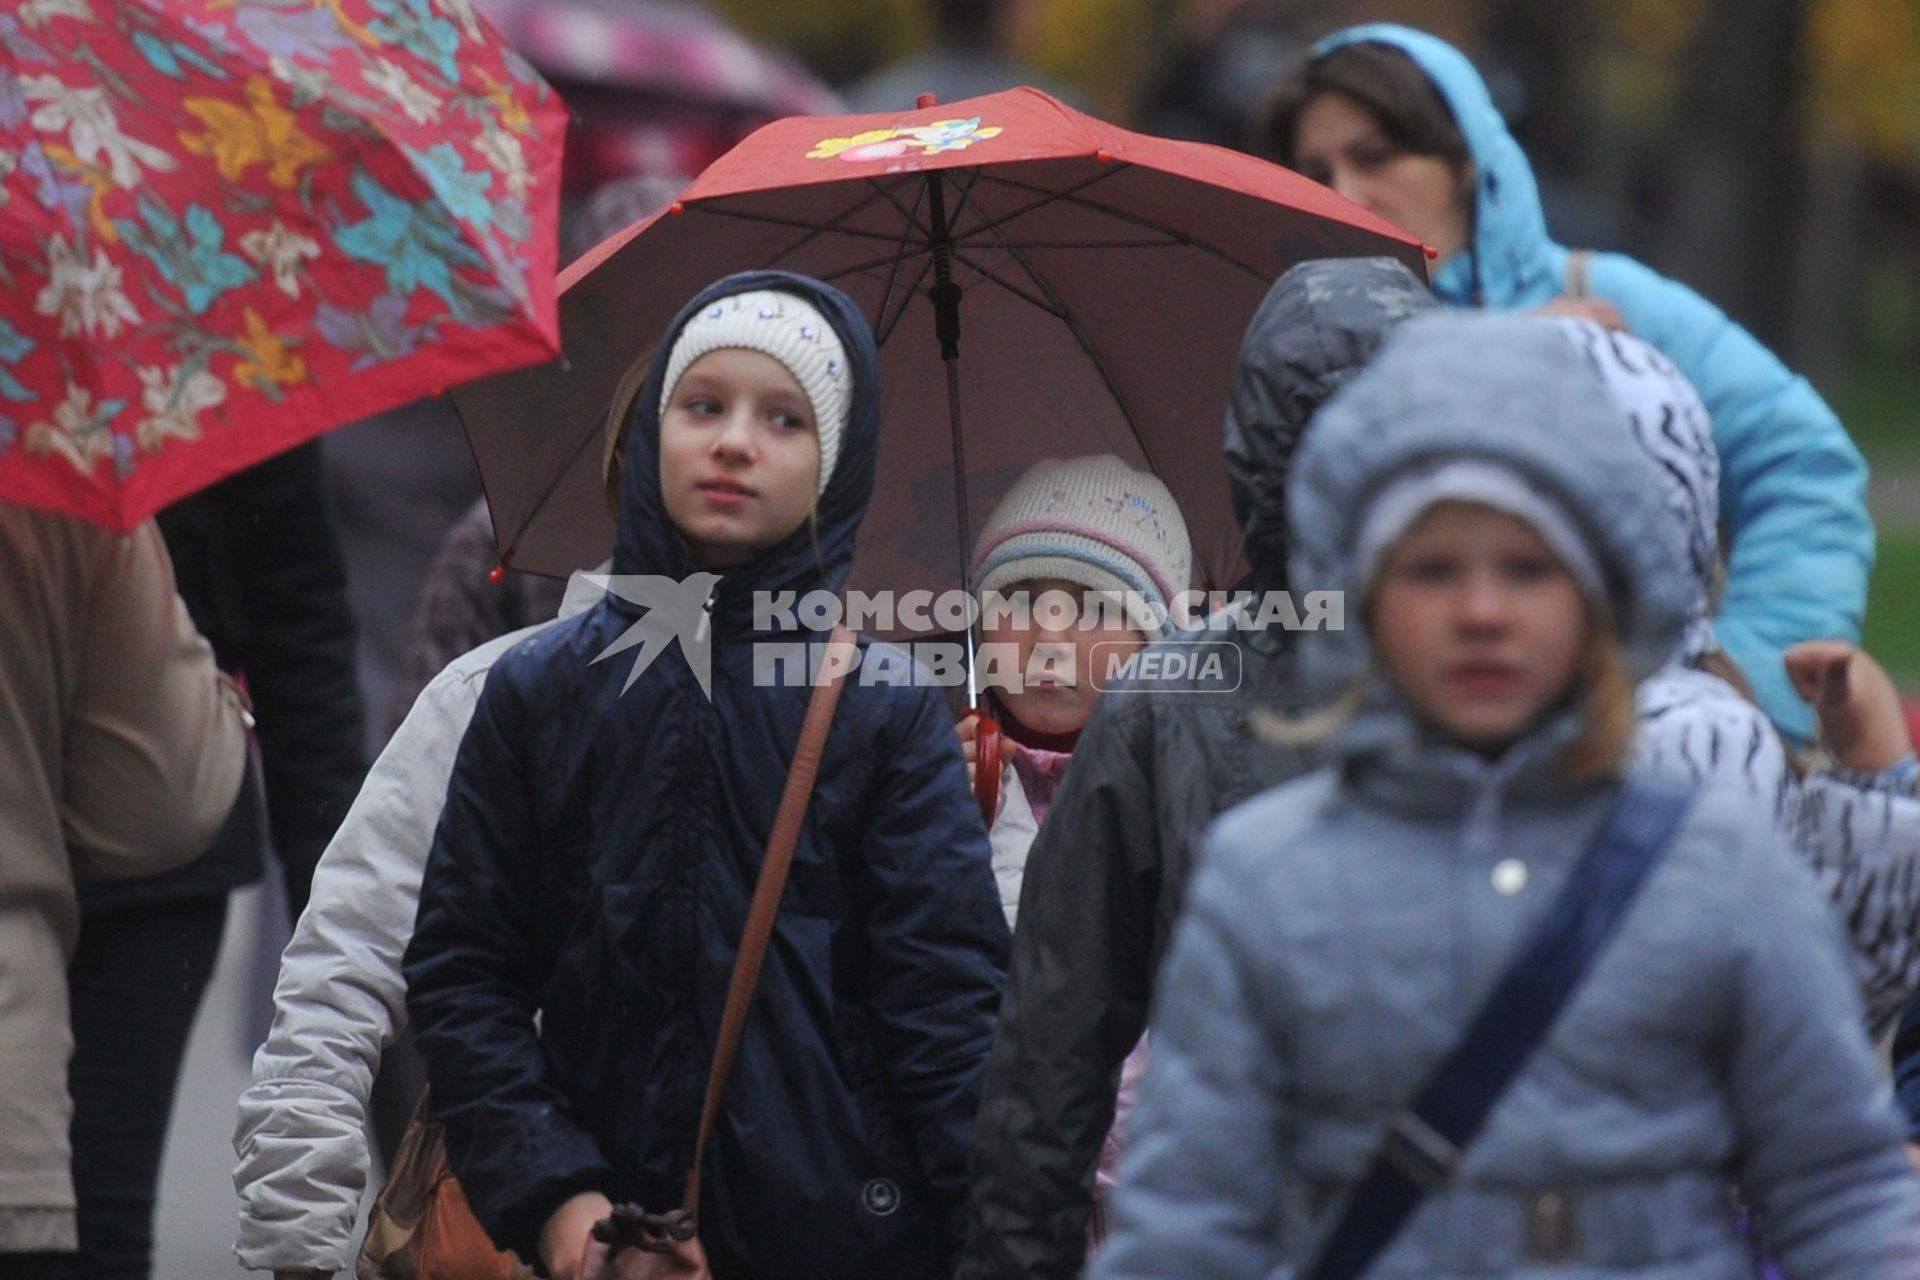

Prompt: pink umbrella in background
[{"left": 474, "top": 0, "right": 842, "bottom": 196}]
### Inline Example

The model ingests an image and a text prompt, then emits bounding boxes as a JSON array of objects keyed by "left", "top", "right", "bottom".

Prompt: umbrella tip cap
[
  {"left": 488, "top": 547, "right": 517, "bottom": 584},
  {"left": 1422, "top": 243, "right": 1439, "bottom": 259},
  {"left": 669, "top": 201, "right": 685, "bottom": 216},
  {"left": 1095, "top": 149, "right": 1112, "bottom": 164},
  {"left": 917, "top": 92, "right": 938, "bottom": 108}
]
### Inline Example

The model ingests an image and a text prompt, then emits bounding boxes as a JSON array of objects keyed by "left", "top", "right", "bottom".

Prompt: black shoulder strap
[{"left": 1299, "top": 776, "right": 1695, "bottom": 1280}]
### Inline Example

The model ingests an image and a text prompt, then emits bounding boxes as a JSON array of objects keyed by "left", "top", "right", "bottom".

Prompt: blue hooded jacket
[
  {"left": 1091, "top": 313, "right": 1920, "bottom": 1280},
  {"left": 404, "top": 271, "right": 1010, "bottom": 1278},
  {"left": 1316, "top": 23, "right": 1874, "bottom": 742}
]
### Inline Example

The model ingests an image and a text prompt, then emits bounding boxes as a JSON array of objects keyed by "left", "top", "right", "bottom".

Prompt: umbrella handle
[{"left": 971, "top": 711, "right": 1003, "bottom": 827}]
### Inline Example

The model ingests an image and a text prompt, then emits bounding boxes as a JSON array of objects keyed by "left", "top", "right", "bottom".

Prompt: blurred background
[{"left": 164, "top": 2, "right": 1920, "bottom": 1274}]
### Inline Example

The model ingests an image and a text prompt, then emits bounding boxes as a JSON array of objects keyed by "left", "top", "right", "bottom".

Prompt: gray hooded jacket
[
  {"left": 1092, "top": 314, "right": 1920, "bottom": 1280},
  {"left": 956, "top": 257, "right": 1436, "bottom": 1280}
]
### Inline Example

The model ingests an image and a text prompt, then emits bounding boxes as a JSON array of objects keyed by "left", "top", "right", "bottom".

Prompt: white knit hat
[
  {"left": 659, "top": 289, "right": 852, "bottom": 496},
  {"left": 971, "top": 455, "right": 1193, "bottom": 637}
]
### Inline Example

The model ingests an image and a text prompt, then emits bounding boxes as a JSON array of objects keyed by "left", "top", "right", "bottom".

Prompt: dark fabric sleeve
[
  {"left": 402, "top": 664, "right": 615, "bottom": 1261},
  {"left": 221, "top": 443, "right": 369, "bottom": 918},
  {"left": 957, "top": 693, "right": 1163, "bottom": 1280},
  {"left": 852, "top": 682, "right": 1010, "bottom": 1263}
]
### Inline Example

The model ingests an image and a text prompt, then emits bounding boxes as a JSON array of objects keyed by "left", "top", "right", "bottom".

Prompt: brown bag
[
  {"left": 353, "top": 1094, "right": 535, "bottom": 1280},
  {"left": 592, "top": 626, "right": 858, "bottom": 1278}
]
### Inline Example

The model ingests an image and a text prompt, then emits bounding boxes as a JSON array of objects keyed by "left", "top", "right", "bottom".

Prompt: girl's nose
[
  {"left": 710, "top": 411, "right": 757, "bottom": 459},
  {"left": 1455, "top": 575, "right": 1512, "bottom": 630}
]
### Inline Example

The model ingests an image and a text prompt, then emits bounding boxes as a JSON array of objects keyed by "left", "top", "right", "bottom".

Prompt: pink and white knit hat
[{"left": 971, "top": 455, "right": 1193, "bottom": 637}]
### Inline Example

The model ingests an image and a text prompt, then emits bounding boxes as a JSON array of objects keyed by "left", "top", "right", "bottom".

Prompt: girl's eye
[
  {"left": 1501, "top": 555, "right": 1562, "bottom": 585},
  {"left": 685, "top": 395, "right": 722, "bottom": 416},
  {"left": 771, "top": 408, "right": 810, "bottom": 431},
  {"left": 1397, "top": 556, "right": 1458, "bottom": 584}
]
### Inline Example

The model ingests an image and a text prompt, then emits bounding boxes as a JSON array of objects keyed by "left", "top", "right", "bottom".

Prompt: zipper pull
[{"left": 694, "top": 585, "right": 715, "bottom": 646}]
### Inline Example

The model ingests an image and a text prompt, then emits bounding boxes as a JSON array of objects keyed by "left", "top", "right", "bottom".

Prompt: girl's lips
[
  {"left": 1447, "top": 662, "right": 1522, "bottom": 695},
  {"left": 697, "top": 479, "right": 753, "bottom": 504}
]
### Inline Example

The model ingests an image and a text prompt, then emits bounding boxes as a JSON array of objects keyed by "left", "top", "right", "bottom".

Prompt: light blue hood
[{"left": 1316, "top": 23, "right": 1562, "bottom": 307}]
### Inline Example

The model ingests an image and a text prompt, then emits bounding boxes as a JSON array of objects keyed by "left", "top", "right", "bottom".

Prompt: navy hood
[{"left": 612, "top": 270, "right": 882, "bottom": 627}]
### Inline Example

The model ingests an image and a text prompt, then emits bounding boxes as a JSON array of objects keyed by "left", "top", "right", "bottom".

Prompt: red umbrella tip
[
  {"left": 917, "top": 93, "right": 938, "bottom": 108},
  {"left": 1423, "top": 244, "right": 1440, "bottom": 260},
  {"left": 488, "top": 547, "right": 517, "bottom": 584},
  {"left": 1095, "top": 149, "right": 1112, "bottom": 164},
  {"left": 669, "top": 201, "right": 685, "bottom": 216}
]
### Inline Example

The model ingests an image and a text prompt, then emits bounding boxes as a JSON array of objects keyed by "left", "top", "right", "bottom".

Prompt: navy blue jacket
[{"left": 404, "top": 272, "right": 1009, "bottom": 1279}]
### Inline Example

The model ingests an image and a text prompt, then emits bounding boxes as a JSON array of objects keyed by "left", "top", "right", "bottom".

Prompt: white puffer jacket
[{"left": 230, "top": 574, "right": 597, "bottom": 1273}]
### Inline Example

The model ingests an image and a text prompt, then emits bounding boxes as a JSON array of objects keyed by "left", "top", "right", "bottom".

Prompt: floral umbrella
[{"left": 0, "top": 0, "right": 565, "bottom": 529}]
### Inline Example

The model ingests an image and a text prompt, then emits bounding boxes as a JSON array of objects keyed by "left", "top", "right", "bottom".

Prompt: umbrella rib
[
  {"left": 947, "top": 250, "right": 1066, "bottom": 319},
  {"left": 947, "top": 165, "right": 1127, "bottom": 245},
  {"left": 693, "top": 201, "right": 910, "bottom": 248},
  {"left": 864, "top": 174, "right": 935, "bottom": 246},
  {"left": 976, "top": 234, "right": 1170, "bottom": 482},
  {"left": 966, "top": 169, "right": 1271, "bottom": 282},
  {"left": 874, "top": 254, "right": 937, "bottom": 348},
  {"left": 869, "top": 176, "right": 932, "bottom": 337}
]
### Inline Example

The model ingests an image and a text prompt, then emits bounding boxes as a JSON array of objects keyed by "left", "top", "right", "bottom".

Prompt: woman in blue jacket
[
  {"left": 404, "top": 271, "right": 1010, "bottom": 1280},
  {"left": 1263, "top": 24, "right": 1873, "bottom": 744}
]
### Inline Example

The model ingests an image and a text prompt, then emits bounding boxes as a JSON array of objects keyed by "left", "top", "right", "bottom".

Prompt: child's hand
[
  {"left": 1533, "top": 296, "right": 1630, "bottom": 331},
  {"left": 542, "top": 1191, "right": 614, "bottom": 1280},
  {"left": 1784, "top": 640, "right": 1914, "bottom": 772},
  {"left": 957, "top": 711, "right": 1012, "bottom": 783}
]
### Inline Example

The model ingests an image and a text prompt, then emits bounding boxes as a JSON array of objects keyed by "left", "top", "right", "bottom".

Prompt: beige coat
[{"left": 0, "top": 506, "right": 247, "bottom": 1251}]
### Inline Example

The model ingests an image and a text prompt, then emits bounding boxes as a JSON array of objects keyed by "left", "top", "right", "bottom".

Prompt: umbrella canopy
[
  {"left": 454, "top": 87, "right": 1427, "bottom": 612},
  {"left": 0, "top": 0, "right": 565, "bottom": 530}
]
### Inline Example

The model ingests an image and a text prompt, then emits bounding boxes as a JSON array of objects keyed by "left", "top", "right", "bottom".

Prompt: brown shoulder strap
[{"left": 682, "top": 625, "right": 858, "bottom": 1215}]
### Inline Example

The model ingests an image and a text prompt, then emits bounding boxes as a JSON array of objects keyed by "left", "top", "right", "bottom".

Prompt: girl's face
[
  {"left": 659, "top": 348, "right": 820, "bottom": 568},
  {"left": 1370, "top": 503, "right": 1589, "bottom": 755},
  {"left": 1291, "top": 90, "right": 1473, "bottom": 264},
  {"left": 983, "top": 577, "right": 1148, "bottom": 736}
]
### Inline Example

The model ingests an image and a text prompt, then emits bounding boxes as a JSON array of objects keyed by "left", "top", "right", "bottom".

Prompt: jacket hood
[
  {"left": 612, "top": 270, "right": 882, "bottom": 628},
  {"left": 1223, "top": 256, "right": 1436, "bottom": 588},
  {"left": 1316, "top": 24, "right": 1557, "bottom": 307},
  {"left": 1548, "top": 318, "right": 1720, "bottom": 662},
  {"left": 1288, "top": 311, "right": 1691, "bottom": 748}
]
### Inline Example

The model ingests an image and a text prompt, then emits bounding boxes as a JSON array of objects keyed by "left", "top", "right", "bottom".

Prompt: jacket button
[
  {"left": 1491, "top": 858, "right": 1528, "bottom": 896},
  {"left": 862, "top": 1178, "right": 901, "bottom": 1216},
  {"left": 1526, "top": 1190, "right": 1577, "bottom": 1262}
]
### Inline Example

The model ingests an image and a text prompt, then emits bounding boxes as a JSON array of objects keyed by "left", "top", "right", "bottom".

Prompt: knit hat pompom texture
[
  {"left": 659, "top": 289, "right": 852, "bottom": 496},
  {"left": 972, "top": 455, "right": 1193, "bottom": 638}
]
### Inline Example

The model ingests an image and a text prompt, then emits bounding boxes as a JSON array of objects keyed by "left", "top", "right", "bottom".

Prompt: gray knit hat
[{"left": 660, "top": 288, "right": 852, "bottom": 495}]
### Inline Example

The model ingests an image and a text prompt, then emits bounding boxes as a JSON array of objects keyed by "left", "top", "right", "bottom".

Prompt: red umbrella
[
  {"left": 455, "top": 87, "right": 1427, "bottom": 608},
  {"left": 0, "top": 0, "right": 566, "bottom": 530}
]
